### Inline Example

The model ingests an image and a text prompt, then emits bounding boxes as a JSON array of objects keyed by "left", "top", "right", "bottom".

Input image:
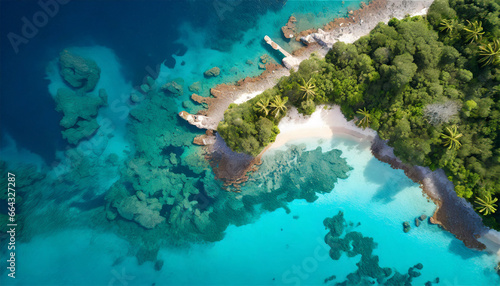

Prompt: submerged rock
[
  {"left": 323, "top": 211, "right": 345, "bottom": 238},
  {"left": 154, "top": 260, "right": 164, "bottom": 271},
  {"left": 161, "top": 79, "right": 184, "bottom": 96},
  {"left": 140, "top": 83, "right": 150, "bottom": 93},
  {"left": 408, "top": 268, "right": 421, "bottom": 278},
  {"left": 55, "top": 88, "right": 106, "bottom": 128},
  {"left": 54, "top": 88, "right": 107, "bottom": 144},
  {"left": 324, "top": 275, "right": 336, "bottom": 283},
  {"left": 61, "top": 119, "right": 100, "bottom": 145},
  {"left": 188, "top": 81, "right": 201, "bottom": 93},
  {"left": 260, "top": 54, "right": 272, "bottom": 64},
  {"left": 415, "top": 218, "right": 421, "bottom": 227},
  {"left": 130, "top": 92, "right": 142, "bottom": 103},
  {"left": 403, "top": 221, "right": 411, "bottom": 233},
  {"left": 59, "top": 49, "right": 101, "bottom": 92},
  {"left": 204, "top": 67, "right": 220, "bottom": 78}
]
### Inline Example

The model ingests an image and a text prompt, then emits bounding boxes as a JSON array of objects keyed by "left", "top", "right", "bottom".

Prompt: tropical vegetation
[{"left": 218, "top": 0, "right": 500, "bottom": 227}]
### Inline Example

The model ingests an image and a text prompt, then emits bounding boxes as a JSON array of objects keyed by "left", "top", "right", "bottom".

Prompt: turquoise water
[
  {"left": 1, "top": 0, "right": 499, "bottom": 285},
  {"left": 156, "top": 0, "right": 364, "bottom": 112},
  {"left": 4, "top": 137, "right": 498, "bottom": 285}
]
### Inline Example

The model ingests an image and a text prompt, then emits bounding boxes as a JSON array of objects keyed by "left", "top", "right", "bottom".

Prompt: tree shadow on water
[
  {"left": 332, "top": 137, "right": 371, "bottom": 153},
  {"left": 363, "top": 157, "right": 415, "bottom": 204},
  {"left": 448, "top": 238, "right": 487, "bottom": 260}
]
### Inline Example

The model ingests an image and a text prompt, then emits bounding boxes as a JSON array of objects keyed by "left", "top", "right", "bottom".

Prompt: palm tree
[
  {"left": 256, "top": 98, "right": 270, "bottom": 116},
  {"left": 475, "top": 194, "right": 498, "bottom": 215},
  {"left": 270, "top": 96, "right": 288, "bottom": 118},
  {"left": 478, "top": 39, "right": 500, "bottom": 67},
  {"left": 439, "top": 19, "right": 457, "bottom": 36},
  {"left": 300, "top": 78, "right": 317, "bottom": 101},
  {"left": 463, "top": 20, "right": 485, "bottom": 44},
  {"left": 356, "top": 108, "right": 371, "bottom": 129},
  {"left": 440, "top": 125, "right": 463, "bottom": 150}
]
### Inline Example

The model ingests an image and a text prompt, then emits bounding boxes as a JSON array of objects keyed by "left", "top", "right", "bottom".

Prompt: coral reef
[
  {"left": 243, "top": 145, "right": 352, "bottom": 204},
  {"left": 54, "top": 88, "right": 107, "bottom": 144},
  {"left": 323, "top": 211, "right": 425, "bottom": 285},
  {"left": 59, "top": 50, "right": 101, "bottom": 92},
  {"left": 105, "top": 100, "right": 352, "bottom": 259},
  {"left": 0, "top": 161, "right": 45, "bottom": 240},
  {"left": 107, "top": 184, "right": 165, "bottom": 229}
]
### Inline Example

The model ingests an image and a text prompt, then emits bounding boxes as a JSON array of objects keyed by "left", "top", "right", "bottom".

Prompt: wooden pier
[{"left": 264, "top": 35, "right": 299, "bottom": 69}]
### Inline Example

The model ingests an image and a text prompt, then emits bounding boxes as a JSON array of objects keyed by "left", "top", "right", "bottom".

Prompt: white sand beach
[
  {"left": 186, "top": 0, "right": 500, "bottom": 256},
  {"left": 269, "top": 104, "right": 500, "bottom": 257},
  {"left": 270, "top": 105, "right": 376, "bottom": 149}
]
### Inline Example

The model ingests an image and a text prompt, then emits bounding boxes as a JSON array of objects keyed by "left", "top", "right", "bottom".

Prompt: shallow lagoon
[{"left": 3, "top": 137, "right": 499, "bottom": 285}]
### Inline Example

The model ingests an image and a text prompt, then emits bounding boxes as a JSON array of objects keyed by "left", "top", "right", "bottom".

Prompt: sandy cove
[
  {"left": 271, "top": 105, "right": 376, "bottom": 149},
  {"left": 273, "top": 105, "right": 500, "bottom": 254},
  {"left": 181, "top": 0, "right": 500, "bottom": 255},
  {"left": 187, "top": 0, "right": 435, "bottom": 184}
]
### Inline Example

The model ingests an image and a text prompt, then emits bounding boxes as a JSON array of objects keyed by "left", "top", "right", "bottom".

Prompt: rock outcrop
[
  {"left": 178, "top": 111, "right": 218, "bottom": 130},
  {"left": 59, "top": 50, "right": 101, "bottom": 92},
  {"left": 193, "top": 130, "right": 217, "bottom": 146},
  {"left": 281, "top": 16, "right": 297, "bottom": 39},
  {"left": 161, "top": 78, "right": 184, "bottom": 96},
  {"left": 299, "top": 0, "right": 434, "bottom": 48},
  {"left": 204, "top": 67, "right": 220, "bottom": 78},
  {"left": 55, "top": 88, "right": 107, "bottom": 144}
]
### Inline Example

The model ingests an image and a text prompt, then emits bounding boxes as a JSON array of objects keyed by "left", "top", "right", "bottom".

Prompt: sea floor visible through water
[
  {"left": 1, "top": 0, "right": 499, "bottom": 285},
  {"left": 2, "top": 136, "right": 499, "bottom": 285}
]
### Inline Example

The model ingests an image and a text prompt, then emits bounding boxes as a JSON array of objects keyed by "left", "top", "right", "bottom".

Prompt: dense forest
[{"left": 218, "top": 0, "right": 500, "bottom": 228}]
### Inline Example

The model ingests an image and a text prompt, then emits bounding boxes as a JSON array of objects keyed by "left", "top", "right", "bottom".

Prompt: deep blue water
[{"left": 0, "top": 0, "right": 283, "bottom": 163}]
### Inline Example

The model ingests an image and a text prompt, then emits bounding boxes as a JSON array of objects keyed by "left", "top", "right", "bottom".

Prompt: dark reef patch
[{"left": 322, "top": 211, "right": 426, "bottom": 285}]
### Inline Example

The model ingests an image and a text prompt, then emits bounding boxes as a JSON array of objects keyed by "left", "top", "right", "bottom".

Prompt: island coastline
[{"left": 182, "top": 0, "right": 499, "bottom": 254}]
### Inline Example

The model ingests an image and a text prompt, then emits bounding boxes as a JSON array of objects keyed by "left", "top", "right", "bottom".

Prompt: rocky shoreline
[
  {"left": 180, "top": 0, "right": 435, "bottom": 183},
  {"left": 182, "top": 0, "right": 434, "bottom": 131},
  {"left": 176, "top": 0, "right": 496, "bottom": 252},
  {"left": 371, "top": 136, "right": 488, "bottom": 250}
]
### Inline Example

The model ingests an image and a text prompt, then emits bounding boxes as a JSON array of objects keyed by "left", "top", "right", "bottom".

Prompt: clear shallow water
[
  {"left": 1, "top": 0, "right": 499, "bottom": 285},
  {"left": 156, "top": 0, "right": 365, "bottom": 114},
  {"left": 2, "top": 137, "right": 498, "bottom": 285}
]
